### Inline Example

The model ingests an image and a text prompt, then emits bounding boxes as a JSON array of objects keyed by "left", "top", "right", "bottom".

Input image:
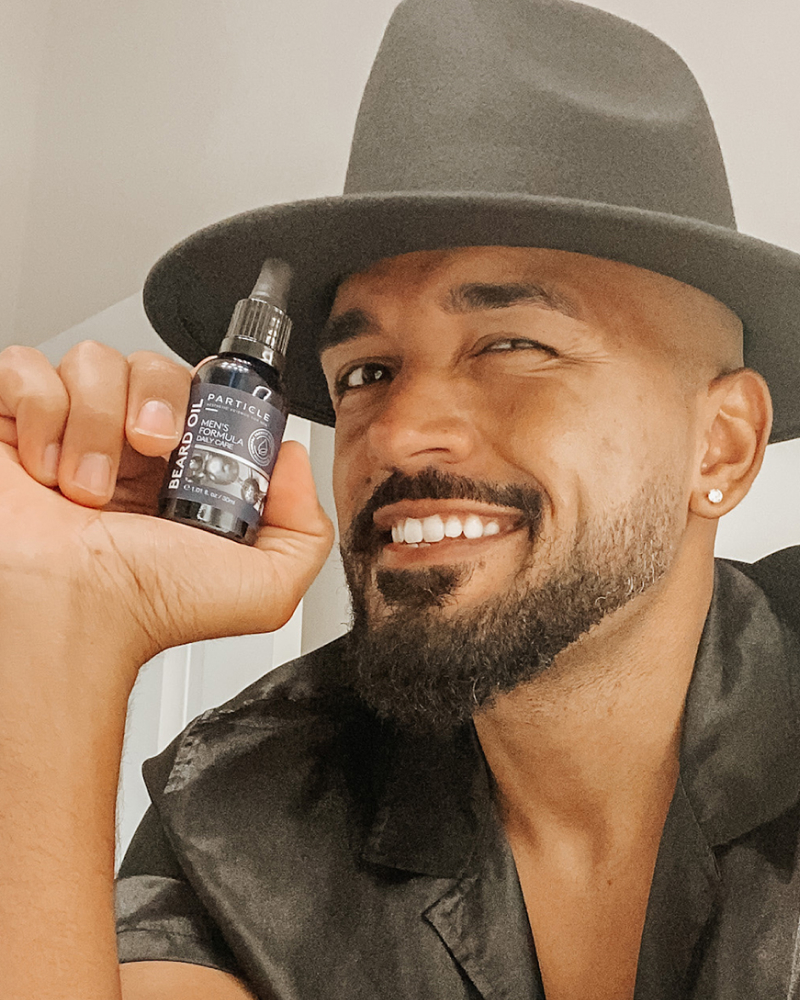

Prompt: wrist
[{"left": 0, "top": 613, "right": 135, "bottom": 740}]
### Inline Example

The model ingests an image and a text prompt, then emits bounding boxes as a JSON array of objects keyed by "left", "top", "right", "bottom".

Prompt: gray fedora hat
[{"left": 144, "top": 0, "right": 800, "bottom": 442}]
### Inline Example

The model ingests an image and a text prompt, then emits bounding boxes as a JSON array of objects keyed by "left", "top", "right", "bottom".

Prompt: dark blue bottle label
[{"left": 160, "top": 382, "right": 287, "bottom": 530}]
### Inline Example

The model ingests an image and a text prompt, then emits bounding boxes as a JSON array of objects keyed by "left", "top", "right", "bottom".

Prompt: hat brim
[{"left": 143, "top": 192, "right": 800, "bottom": 443}]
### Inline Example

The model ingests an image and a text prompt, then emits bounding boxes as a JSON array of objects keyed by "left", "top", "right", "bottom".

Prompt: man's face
[{"left": 319, "top": 246, "right": 738, "bottom": 729}]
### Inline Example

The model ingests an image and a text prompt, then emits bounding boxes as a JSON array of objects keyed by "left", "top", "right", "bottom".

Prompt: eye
[
  {"left": 481, "top": 337, "right": 556, "bottom": 355},
  {"left": 335, "top": 361, "right": 392, "bottom": 396}
]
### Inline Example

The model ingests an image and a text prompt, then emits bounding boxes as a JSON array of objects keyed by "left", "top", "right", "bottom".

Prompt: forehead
[
  {"left": 323, "top": 246, "right": 742, "bottom": 374},
  {"left": 325, "top": 246, "right": 690, "bottom": 357},
  {"left": 332, "top": 247, "right": 664, "bottom": 300},
  {"left": 332, "top": 246, "right": 619, "bottom": 309}
]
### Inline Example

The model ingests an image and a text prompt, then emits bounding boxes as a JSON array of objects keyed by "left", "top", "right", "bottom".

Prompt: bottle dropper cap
[
  {"left": 220, "top": 258, "right": 293, "bottom": 368},
  {"left": 249, "top": 258, "right": 292, "bottom": 309}
]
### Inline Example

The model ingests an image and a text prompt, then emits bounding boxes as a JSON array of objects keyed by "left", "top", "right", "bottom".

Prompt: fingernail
[
  {"left": 43, "top": 442, "right": 60, "bottom": 481},
  {"left": 134, "top": 399, "right": 177, "bottom": 438},
  {"left": 73, "top": 452, "right": 112, "bottom": 496}
]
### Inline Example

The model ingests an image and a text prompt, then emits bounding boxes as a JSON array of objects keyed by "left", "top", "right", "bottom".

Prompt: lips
[{"left": 341, "top": 468, "right": 544, "bottom": 567}]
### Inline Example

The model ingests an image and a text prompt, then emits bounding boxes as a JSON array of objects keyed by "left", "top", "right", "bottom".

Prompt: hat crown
[{"left": 345, "top": 0, "right": 736, "bottom": 228}]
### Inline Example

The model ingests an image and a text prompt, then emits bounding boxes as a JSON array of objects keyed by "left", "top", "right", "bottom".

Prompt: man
[{"left": 2, "top": 1, "right": 799, "bottom": 999}]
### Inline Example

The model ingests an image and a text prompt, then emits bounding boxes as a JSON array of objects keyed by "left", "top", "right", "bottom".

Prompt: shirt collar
[
  {"left": 363, "top": 721, "right": 489, "bottom": 877},
  {"left": 680, "top": 558, "right": 800, "bottom": 846}
]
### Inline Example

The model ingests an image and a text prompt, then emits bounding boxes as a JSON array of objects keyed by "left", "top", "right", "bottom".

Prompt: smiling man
[
  {"left": 3, "top": 2, "right": 800, "bottom": 1000},
  {"left": 326, "top": 248, "right": 750, "bottom": 735},
  {"left": 310, "top": 247, "right": 771, "bottom": 997}
]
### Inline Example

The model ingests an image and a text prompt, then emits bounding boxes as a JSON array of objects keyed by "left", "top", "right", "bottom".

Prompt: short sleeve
[{"left": 115, "top": 805, "right": 244, "bottom": 978}]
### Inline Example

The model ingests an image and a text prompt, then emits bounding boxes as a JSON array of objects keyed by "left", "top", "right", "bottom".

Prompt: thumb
[
  {"left": 217, "top": 439, "right": 335, "bottom": 634},
  {"left": 257, "top": 439, "right": 332, "bottom": 546},
  {"left": 138, "top": 439, "right": 334, "bottom": 649}
]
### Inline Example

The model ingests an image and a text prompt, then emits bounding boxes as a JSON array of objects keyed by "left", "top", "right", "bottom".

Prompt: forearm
[{"left": 0, "top": 610, "right": 140, "bottom": 1000}]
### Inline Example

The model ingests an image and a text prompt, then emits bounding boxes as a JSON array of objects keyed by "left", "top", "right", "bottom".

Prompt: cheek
[
  {"left": 490, "top": 373, "right": 694, "bottom": 509},
  {"left": 484, "top": 377, "right": 591, "bottom": 474},
  {"left": 331, "top": 424, "right": 370, "bottom": 538},
  {"left": 585, "top": 387, "right": 697, "bottom": 505}
]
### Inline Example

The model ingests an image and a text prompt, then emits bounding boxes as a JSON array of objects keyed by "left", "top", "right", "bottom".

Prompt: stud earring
[{"left": 707, "top": 488, "right": 724, "bottom": 504}]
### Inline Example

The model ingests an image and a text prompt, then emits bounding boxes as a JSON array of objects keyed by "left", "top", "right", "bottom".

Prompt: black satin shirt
[{"left": 115, "top": 551, "right": 800, "bottom": 999}]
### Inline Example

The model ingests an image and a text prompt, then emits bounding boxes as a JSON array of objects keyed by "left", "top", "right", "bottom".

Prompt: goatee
[{"left": 340, "top": 468, "right": 680, "bottom": 733}]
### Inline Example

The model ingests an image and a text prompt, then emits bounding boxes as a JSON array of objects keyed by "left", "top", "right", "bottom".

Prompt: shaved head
[{"left": 600, "top": 261, "right": 745, "bottom": 390}]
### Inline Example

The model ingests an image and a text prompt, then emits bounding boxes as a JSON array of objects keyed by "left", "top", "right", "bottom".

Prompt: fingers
[
  {"left": 0, "top": 341, "right": 191, "bottom": 508},
  {"left": 260, "top": 440, "right": 333, "bottom": 540},
  {"left": 0, "top": 346, "right": 70, "bottom": 486},
  {"left": 124, "top": 350, "right": 191, "bottom": 458},
  {"left": 57, "top": 341, "right": 129, "bottom": 503},
  {"left": 108, "top": 439, "right": 335, "bottom": 648}
]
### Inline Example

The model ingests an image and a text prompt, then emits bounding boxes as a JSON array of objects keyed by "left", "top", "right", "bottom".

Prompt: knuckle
[
  {"left": 60, "top": 339, "right": 125, "bottom": 375},
  {"left": 24, "top": 384, "right": 70, "bottom": 420},
  {"left": 0, "top": 347, "right": 65, "bottom": 419},
  {"left": 0, "top": 344, "right": 48, "bottom": 377},
  {"left": 127, "top": 350, "right": 191, "bottom": 384},
  {"left": 80, "top": 402, "right": 124, "bottom": 426},
  {"left": 0, "top": 343, "right": 43, "bottom": 364},
  {"left": 127, "top": 349, "right": 176, "bottom": 367}
]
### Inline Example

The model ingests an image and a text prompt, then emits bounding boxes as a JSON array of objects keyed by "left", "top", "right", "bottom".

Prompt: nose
[{"left": 364, "top": 369, "right": 477, "bottom": 473}]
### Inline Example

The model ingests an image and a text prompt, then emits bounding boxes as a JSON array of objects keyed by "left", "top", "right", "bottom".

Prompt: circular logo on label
[{"left": 248, "top": 427, "right": 276, "bottom": 468}]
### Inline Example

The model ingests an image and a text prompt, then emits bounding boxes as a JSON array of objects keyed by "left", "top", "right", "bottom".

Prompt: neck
[{"left": 473, "top": 537, "right": 715, "bottom": 858}]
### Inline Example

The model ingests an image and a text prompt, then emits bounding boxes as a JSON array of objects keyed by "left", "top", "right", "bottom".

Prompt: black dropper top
[{"left": 219, "top": 258, "right": 293, "bottom": 368}]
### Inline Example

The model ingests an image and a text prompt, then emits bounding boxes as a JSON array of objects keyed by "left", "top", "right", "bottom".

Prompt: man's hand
[
  {"left": 0, "top": 339, "right": 335, "bottom": 1000},
  {"left": 0, "top": 340, "right": 335, "bottom": 668}
]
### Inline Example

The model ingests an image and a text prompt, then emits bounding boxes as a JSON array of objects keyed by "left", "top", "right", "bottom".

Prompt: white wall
[
  {"left": 3, "top": 0, "right": 399, "bottom": 347},
  {"left": 0, "top": 0, "right": 51, "bottom": 345}
]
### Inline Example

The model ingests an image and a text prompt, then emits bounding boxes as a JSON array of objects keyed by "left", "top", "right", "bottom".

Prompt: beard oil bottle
[{"left": 157, "top": 258, "right": 292, "bottom": 545}]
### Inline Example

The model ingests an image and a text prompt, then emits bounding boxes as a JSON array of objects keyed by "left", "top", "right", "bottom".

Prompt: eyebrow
[
  {"left": 317, "top": 281, "right": 580, "bottom": 353},
  {"left": 318, "top": 308, "right": 373, "bottom": 353},
  {"left": 444, "top": 281, "right": 580, "bottom": 317}
]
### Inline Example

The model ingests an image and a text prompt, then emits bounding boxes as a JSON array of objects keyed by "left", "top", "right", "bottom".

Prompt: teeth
[
  {"left": 463, "top": 514, "right": 483, "bottom": 539},
  {"left": 403, "top": 517, "right": 424, "bottom": 544},
  {"left": 390, "top": 514, "right": 505, "bottom": 545},
  {"left": 422, "top": 514, "right": 445, "bottom": 542},
  {"left": 444, "top": 515, "right": 462, "bottom": 538}
]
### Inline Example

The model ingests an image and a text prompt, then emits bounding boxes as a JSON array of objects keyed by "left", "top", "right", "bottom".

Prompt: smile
[
  {"left": 371, "top": 501, "right": 524, "bottom": 555},
  {"left": 391, "top": 513, "right": 501, "bottom": 545}
]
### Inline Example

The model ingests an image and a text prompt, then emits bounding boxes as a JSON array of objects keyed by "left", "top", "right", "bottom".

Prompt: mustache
[{"left": 342, "top": 467, "right": 545, "bottom": 555}]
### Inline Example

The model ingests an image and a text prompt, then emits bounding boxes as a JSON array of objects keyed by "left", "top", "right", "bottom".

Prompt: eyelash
[
  {"left": 334, "top": 361, "right": 392, "bottom": 397},
  {"left": 334, "top": 339, "right": 555, "bottom": 397},
  {"left": 483, "top": 337, "right": 554, "bottom": 353}
]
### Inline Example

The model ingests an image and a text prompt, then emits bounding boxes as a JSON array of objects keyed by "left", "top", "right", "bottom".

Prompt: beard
[{"left": 340, "top": 467, "right": 682, "bottom": 733}]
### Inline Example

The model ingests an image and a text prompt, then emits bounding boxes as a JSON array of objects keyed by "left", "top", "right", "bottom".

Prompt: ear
[{"left": 691, "top": 368, "right": 773, "bottom": 518}]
